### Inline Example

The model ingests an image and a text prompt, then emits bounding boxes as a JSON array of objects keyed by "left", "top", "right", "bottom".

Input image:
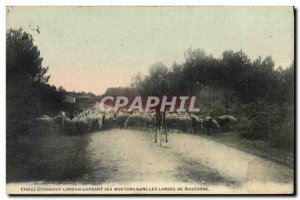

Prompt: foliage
[
  {"left": 129, "top": 48, "right": 294, "bottom": 149},
  {"left": 6, "top": 28, "right": 77, "bottom": 140},
  {"left": 6, "top": 28, "right": 50, "bottom": 84},
  {"left": 104, "top": 87, "right": 139, "bottom": 97}
]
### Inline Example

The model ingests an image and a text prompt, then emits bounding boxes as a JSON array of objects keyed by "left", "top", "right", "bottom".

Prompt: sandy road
[{"left": 84, "top": 129, "right": 293, "bottom": 194}]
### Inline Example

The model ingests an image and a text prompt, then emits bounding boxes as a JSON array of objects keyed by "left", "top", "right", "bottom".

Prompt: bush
[
  {"left": 236, "top": 99, "right": 294, "bottom": 151},
  {"left": 269, "top": 105, "right": 294, "bottom": 150}
]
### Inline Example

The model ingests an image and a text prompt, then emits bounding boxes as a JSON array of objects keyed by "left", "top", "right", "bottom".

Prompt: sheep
[
  {"left": 124, "top": 114, "right": 143, "bottom": 129},
  {"left": 115, "top": 113, "right": 131, "bottom": 129},
  {"left": 123, "top": 113, "right": 152, "bottom": 130},
  {"left": 63, "top": 118, "right": 78, "bottom": 134},
  {"left": 165, "top": 113, "right": 178, "bottom": 132},
  {"left": 26, "top": 116, "right": 55, "bottom": 135},
  {"left": 89, "top": 112, "right": 104, "bottom": 130},
  {"left": 63, "top": 116, "right": 91, "bottom": 134},
  {"left": 53, "top": 114, "right": 69, "bottom": 132},
  {"left": 83, "top": 109, "right": 92, "bottom": 116},
  {"left": 198, "top": 118, "right": 204, "bottom": 130},
  {"left": 40, "top": 115, "right": 52, "bottom": 119},
  {"left": 86, "top": 114, "right": 102, "bottom": 131},
  {"left": 103, "top": 114, "right": 115, "bottom": 129},
  {"left": 96, "top": 114, "right": 104, "bottom": 130},
  {"left": 203, "top": 116, "right": 220, "bottom": 134},
  {"left": 216, "top": 115, "right": 237, "bottom": 131},
  {"left": 190, "top": 115, "right": 203, "bottom": 133},
  {"left": 140, "top": 113, "right": 153, "bottom": 130},
  {"left": 77, "top": 117, "right": 91, "bottom": 134},
  {"left": 177, "top": 116, "right": 192, "bottom": 133}
]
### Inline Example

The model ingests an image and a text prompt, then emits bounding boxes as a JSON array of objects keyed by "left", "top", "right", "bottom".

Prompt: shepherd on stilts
[{"left": 154, "top": 108, "right": 168, "bottom": 146}]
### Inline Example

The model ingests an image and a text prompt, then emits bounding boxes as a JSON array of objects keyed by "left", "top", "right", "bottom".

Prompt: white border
[
  {"left": 0, "top": 0, "right": 298, "bottom": 6},
  {"left": 1, "top": 1, "right": 298, "bottom": 200}
]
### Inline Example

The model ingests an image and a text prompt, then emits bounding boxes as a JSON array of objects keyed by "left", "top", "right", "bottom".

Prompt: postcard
[{"left": 6, "top": 6, "right": 295, "bottom": 195}]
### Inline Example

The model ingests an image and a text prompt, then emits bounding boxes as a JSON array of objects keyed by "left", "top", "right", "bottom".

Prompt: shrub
[{"left": 236, "top": 99, "right": 294, "bottom": 150}]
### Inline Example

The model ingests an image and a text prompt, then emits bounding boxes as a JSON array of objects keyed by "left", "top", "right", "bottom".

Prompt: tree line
[
  {"left": 6, "top": 28, "right": 90, "bottom": 144},
  {"left": 109, "top": 48, "right": 294, "bottom": 149},
  {"left": 130, "top": 48, "right": 293, "bottom": 104}
]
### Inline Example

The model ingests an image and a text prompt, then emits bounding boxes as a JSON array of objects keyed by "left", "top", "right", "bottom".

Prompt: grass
[
  {"left": 7, "top": 132, "right": 92, "bottom": 183},
  {"left": 202, "top": 131, "right": 294, "bottom": 168}
]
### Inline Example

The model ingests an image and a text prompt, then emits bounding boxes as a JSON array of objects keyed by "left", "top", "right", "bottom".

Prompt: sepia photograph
[{"left": 6, "top": 6, "right": 295, "bottom": 195}]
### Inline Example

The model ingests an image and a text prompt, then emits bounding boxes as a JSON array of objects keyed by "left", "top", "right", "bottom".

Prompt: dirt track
[{"left": 83, "top": 129, "right": 293, "bottom": 193}]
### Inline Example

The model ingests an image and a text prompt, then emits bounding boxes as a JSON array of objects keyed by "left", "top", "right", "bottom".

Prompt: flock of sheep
[{"left": 24, "top": 109, "right": 237, "bottom": 136}]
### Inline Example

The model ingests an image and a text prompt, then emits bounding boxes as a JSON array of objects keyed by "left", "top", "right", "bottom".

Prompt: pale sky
[{"left": 6, "top": 6, "right": 294, "bottom": 95}]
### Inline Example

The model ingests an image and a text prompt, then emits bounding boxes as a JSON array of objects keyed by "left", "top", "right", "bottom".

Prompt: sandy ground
[
  {"left": 82, "top": 129, "right": 294, "bottom": 194},
  {"left": 6, "top": 129, "right": 294, "bottom": 194}
]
